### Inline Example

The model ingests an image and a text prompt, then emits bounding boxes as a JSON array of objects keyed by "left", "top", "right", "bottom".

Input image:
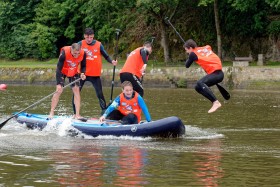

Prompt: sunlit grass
[
  {"left": 0, "top": 59, "right": 57, "bottom": 68},
  {"left": 0, "top": 58, "right": 127, "bottom": 69}
]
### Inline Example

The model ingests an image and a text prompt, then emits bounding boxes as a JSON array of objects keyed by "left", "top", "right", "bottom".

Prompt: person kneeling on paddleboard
[{"left": 99, "top": 81, "right": 151, "bottom": 124}]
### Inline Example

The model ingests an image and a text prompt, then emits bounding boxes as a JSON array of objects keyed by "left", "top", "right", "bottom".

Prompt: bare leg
[
  {"left": 72, "top": 85, "right": 82, "bottom": 119},
  {"left": 49, "top": 85, "right": 63, "bottom": 118}
]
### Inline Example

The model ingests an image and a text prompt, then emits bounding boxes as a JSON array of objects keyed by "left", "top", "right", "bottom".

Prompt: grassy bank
[
  {"left": 1, "top": 58, "right": 280, "bottom": 69},
  {"left": 2, "top": 59, "right": 280, "bottom": 90},
  {"left": 0, "top": 59, "right": 58, "bottom": 68}
]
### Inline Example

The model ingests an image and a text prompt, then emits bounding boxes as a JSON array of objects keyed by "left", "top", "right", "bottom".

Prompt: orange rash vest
[
  {"left": 81, "top": 40, "right": 102, "bottom": 76},
  {"left": 193, "top": 45, "right": 222, "bottom": 74},
  {"left": 61, "top": 46, "right": 85, "bottom": 77}
]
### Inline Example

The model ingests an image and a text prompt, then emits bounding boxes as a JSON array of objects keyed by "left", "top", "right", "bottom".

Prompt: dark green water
[{"left": 0, "top": 85, "right": 280, "bottom": 186}]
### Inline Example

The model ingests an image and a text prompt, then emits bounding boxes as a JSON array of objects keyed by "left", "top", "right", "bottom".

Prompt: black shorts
[{"left": 56, "top": 74, "right": 80, "bottom": 88}]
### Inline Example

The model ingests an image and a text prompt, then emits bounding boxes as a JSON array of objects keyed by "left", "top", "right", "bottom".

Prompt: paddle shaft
[
  {"left": 166, "top": 17, "right": 230, "bottom": 100},
  {"left": 109, "top": 65, "right": 116, "bottom": 104},
  {"left": 0, "top": 78, "right": 81, "bottom": 129},
  {"left": 109, "top": 29, "right": 121, "bottom": 104}
]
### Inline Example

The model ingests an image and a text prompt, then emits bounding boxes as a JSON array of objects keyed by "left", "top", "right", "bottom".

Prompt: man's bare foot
[
  {"left": 73, "top": 114, "right": 83, "bottom": 119},
  {"left": 208, "top": 101, "right": 222, "bottom": 113},
  {"left": 74, "top": 115, "right": 87, "bottom": 122},
  {"left": 48, "top": 111, "right": 54, "bottom": 119}
]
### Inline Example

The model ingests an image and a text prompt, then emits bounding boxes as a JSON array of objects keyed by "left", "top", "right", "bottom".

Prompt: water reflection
[
  {"left": 46, "top": 139, "right": 226, "bottom": 186},
  {"left": 49, "top": 147, "right": 105, "bottom": 186},
  {"left": 115, "top": 147, "right": 147, "bottom": 186},
  {"left": 1, "top": 86, "right": 280, "bottom": 186},
  {"left": 49, "top": 145, "right": 148, "bottom": 186},
  {"left": 193, "top": 139, "right": 224, "bottom": 187}
]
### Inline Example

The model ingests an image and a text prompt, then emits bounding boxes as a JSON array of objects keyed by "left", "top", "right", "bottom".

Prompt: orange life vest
[
  {"left": 120, "top": 47, "right": 146, "bottom": 78},
  {"left": 61, "top": 46, "right": 85, "bottom": 77},
  {"left": 118, "top": 92, "right": 142, "bottom": 122},
  {"left": 81, "top": 40, "right": 102, "bottom": 76},
  {"left": 193, "top": 45, "right": 222, "bottom": 74}
]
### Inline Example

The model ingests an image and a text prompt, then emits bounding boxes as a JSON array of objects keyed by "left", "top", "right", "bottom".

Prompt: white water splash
[
  {"left": 42, "top": 118, "right": 78, "bottom": 137},
  {"left": 184, "top": 125, "right": 224, "bottom": 140},
  {"left": 57, "top": 118, "right": 73, "bottom": 137}
]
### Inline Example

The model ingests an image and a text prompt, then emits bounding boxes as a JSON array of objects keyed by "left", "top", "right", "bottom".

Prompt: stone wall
[{"left": 1, "top": 67, "right": 280, "bottom": 90}]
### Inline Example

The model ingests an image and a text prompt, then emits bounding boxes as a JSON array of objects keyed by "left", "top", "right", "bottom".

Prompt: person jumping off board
[{"left": 184, "top": 39, "right": 225, "bottom": 113}]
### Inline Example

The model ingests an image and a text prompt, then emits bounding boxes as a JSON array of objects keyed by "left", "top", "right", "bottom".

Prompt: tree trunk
[
  {"left": 160, "top": 20, "right": 171, "bottom": 64},
  {"left": 213, "top": 0, "right": 222, "bottom": 59}
]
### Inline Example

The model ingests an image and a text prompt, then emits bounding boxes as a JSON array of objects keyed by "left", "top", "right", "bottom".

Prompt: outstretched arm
[
  {"left": 99, "top": 96, "right": 120, "bottom": 121},
  {"left": 137, "top": 95, "right": 151, "bottom": 122}
]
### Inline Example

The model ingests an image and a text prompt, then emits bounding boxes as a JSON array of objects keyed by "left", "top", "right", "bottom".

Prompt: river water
[{"left": 0, "top": 85, "right": 279, "bottom": 186}]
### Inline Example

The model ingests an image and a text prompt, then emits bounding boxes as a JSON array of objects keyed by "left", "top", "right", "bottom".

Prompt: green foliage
[
  {"left": 228, "top": 0, "right": 258, "bottom": 11},
  {"left": 31, "top": 23, "right": 58, "bottom": 59},
  {"left": 219, "top": 0, "right": 271, "bottom": 37},
  {"left": 198, "top": 0, "right": 214, "bottom": 6},
  {"left": 0, "top": 0, "right": 40, "bottom": 59},
  {"left": 0, "top": 0, "right": 279, "bottom": 62},
  {"left": 265, "top": 0, "right": 280, "bottom": 9},
  {"left": 268, "top": 21, "right": 280, "bottom": 35},
  {"left": 80, "top": 0, "right": 135, "bottom": 43},
  {"left": 177, "top": 78, "right": 187, "bottom": 88},
  {"left": 137, "top": 0, "right": 180, "bottom": 14}
]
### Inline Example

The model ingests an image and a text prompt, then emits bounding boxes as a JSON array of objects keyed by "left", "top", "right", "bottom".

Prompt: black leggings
[
  {"left": 73, "top": 76, "right": 106, "bottom": 114},
  {"left": 107, "top": 110, "right": 138, "bottom": 124},
  {"left": 120, "top": 72, "right": 144, "bottom": 97},
  {"left": 195, "top": 70, "right": 224, "bottom": 103}
]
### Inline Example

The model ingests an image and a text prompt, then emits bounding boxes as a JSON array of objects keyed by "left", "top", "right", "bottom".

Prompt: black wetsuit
[
  {"left": 120, "top": 48, "right": 149, "bottom": 97},
  {"left": 186, "top": 52, "right": 224, "bottom": 102},
  {"left": 73, "top": 40, "right": 113, "bottom": 113}
]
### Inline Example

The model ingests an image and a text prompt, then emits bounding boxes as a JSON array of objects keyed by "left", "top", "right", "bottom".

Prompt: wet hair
[
  {"left": 84, "top": 28, "right": 94, "bottom": 35},
  {"left": 143, "top": 41, "right": 152, "bottom": 48},
  {"left": 121, "top": 81, "right": 133, "bottom": 89},
  {"left": 71, "top": 43, "right": 81, "bottom": 51},
  {"left": 183, "top": 39, "right": 197, "bottom": 49}
]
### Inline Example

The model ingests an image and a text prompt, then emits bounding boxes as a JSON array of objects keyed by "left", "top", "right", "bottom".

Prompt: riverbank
[{"left": 1, "top": 66, "right": 280, "bottom": 90}]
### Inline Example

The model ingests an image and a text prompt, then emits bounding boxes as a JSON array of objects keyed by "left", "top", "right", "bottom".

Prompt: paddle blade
[{"left": 216, "top": 84, "right": 230, "bottom": 100}]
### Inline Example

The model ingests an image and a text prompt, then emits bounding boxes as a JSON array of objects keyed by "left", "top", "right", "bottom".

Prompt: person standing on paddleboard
[
  {"left": 99, "top": 81, "right": 151, "bottom": 124},
  {"left": 72, "top": 28, "right": 117, "bottom": 114},
  {"left": 119, "top": 42, "right": 152, "bottom": 97},
  {"left": 49, "top": 43, "right": 86, "bottom": 119},
  {"left": 184, "top": 39, "right": 223, "bottom": 113}
]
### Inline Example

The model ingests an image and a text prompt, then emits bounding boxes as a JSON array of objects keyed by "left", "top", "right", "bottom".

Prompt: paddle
[
  {"left": 165, "top": 17, "right": 230, "bottom": 100},
  {"left": 109, "top": 29, "right": 121, "bottom": 105},
  {"left": 0, "top": 78, "right": 81, "bottom": 129}
]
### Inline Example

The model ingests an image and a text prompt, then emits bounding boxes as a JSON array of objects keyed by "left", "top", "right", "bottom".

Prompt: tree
[
  {"left": 33, "top": 0, "right": 85, "bottom": 58},
  {"left": 79, "top": 0, "right": 137, "bottom": 55},
  {"left": 136, "top": 0, "right": 181, "bottom": 63},
  {"left": 0, "top": 0, "right": 40, "bottom": 59},
  {"left": 199, "top": 0, "right": 222, "bottom": 59}
]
